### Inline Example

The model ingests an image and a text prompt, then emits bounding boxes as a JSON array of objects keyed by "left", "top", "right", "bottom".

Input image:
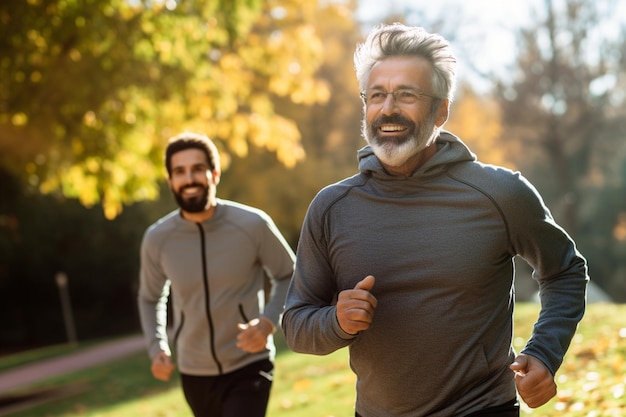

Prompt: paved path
[{"left": 0, "top": 334, "right": 146, "bottom": 394}]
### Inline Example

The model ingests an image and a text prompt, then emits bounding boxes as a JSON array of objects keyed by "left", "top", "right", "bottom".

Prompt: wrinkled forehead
[{"left": 367, "top": 56, "right": 434, "bottom": 91}]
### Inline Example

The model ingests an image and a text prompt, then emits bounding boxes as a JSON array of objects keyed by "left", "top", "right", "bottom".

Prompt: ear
[
  {"left": 435, "top": 99, "right": 450, "bottom": 128},
  {"left": 212, "top": 170, "right": 221, "bottom": 185}
]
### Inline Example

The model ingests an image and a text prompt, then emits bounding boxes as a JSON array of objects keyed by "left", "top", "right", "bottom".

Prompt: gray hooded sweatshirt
[{"left": 282, "top": 132, "right": 588, "bottom": 417}]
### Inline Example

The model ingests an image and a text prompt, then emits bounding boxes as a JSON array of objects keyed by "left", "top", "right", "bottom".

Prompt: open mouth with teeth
[
  {"left": 182, "top": 186, "right": 202, "bottom": 195},
  {"left": 379, "top": 124, "right": 408, "bottom": 133},
  {"left": 180, "top": 185, "right": 206, "bottom": 199},
  {"left": 372, "top": 114, "right": 414, "bottom": 135}
]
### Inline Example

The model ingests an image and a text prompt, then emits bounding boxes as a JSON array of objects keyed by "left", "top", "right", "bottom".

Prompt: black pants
[
  {"left": 181, "top": 359, "right": 273, "bottom": 417},
  {"left": 465, "top": 399, "right": 519, "bottom": 417},
  {"left": 355, "top": 398, "right": 519, "bottom": 417}
]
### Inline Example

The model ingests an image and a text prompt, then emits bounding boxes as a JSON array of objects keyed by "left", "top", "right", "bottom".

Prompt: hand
[
  {"left": 510, "top": 353, "right": 557, "bottom": 408},
  {"left": 150, "top": 351, "right": 175, "bottom": 381},
  {"left": 336, "top": 275, "right": 377, "bottom": 335},
  {"left": 237, "top": 317, "right": 274, "bottom": 353}
]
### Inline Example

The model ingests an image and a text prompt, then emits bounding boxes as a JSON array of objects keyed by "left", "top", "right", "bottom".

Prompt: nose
[
  {"left": 181, "top": 169, "right": 196, "bottom": 184},
  {"left": 380, "top": 93, "right": 399, "bottom": 115}
]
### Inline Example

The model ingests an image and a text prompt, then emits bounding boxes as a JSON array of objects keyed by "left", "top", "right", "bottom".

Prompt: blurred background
[{"left": 1, "top": 0, "right": 624, "bottom": 353}]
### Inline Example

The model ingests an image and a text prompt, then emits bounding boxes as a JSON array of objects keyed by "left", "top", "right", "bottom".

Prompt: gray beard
[{"left": 363, "top": 116, "right": 437, "bottom": 168}]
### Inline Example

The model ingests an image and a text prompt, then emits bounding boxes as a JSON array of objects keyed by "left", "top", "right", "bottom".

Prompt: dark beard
[{"left": 172, "top": 184, "right": 209, "bottom": 213}]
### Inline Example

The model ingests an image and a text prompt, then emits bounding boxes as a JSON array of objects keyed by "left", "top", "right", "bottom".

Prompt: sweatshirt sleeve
[
  {"left": 281, "top": 194, "right": 357, "bottom": 354},
  {"left": 505, "top": 172, "right": 589, "bottom": 375},
  {"left": 137, "top": 228, "right": 172, "bottom": 359},
  {"left": 256, "top": 213, "right": 296, "bottom": 327}
]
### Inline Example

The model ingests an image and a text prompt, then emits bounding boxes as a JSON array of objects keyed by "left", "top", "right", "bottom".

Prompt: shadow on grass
[
  {"left": 0, "top": 383, "right": 89, "bottom": 417},
  {"left": 0, "top": 352, "right": 181, "bottom": 417},
  {"left": 0, "top": 331, "right": 292, "bottom": 417}
]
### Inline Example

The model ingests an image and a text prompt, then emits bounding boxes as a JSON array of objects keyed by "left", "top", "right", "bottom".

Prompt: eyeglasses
[{"left": 360, "top": 88, "right": 440, "bottom": 105}]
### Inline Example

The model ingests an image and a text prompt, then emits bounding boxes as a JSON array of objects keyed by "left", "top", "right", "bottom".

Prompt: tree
[
  {"left": 494, "top": 0, "right": 626, "bottom": 300},
  {"left": 0, "top": 0, "right": 361, "bottom": 350},
  {"left": 218, "top": 0, "right": 364, "bottom": 245},
  {"left": 445, "top": 84, "right": 514, "bottom": 169},
  {"left": 0, "top": 0, "right": 328, "bottom": 219}
]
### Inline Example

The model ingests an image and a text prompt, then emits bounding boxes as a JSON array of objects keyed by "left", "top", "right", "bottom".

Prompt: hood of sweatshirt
[{"left": 357, "top": 131, "right": 477, "bottom": 182}]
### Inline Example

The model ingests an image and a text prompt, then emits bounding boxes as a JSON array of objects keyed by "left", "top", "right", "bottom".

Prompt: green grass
[{"left": 1, "top": 303, "right": 624, "bottom": 417}]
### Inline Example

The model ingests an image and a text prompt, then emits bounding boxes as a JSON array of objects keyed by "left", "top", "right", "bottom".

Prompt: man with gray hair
[{"left": 282, "top": 23, "right": 588, "bottom": 417}]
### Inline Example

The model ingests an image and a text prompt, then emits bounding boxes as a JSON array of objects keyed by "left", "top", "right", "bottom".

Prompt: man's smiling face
[
  {"left": 168, "top": 148, "right": 215, "bottom": 213},
  {"left": 362, "top": 56, "right": 447, "bottom": 174}
]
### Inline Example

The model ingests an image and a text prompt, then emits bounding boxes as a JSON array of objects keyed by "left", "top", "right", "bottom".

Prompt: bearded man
[
  {"left": 281, "top": 23, "right": 588, "bottom": 417},
  {"left": 138, "top": 132, "right": 295, "bottom": 417}
]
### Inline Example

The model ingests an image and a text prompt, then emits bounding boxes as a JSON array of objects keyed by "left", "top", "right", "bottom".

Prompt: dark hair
[{"left": 165, "top": 132, "right": 221, "bottom": 177}]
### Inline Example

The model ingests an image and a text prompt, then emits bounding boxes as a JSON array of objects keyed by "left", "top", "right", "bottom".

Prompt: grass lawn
[{"left": 1, "top": 303, "right": 624, "bottom": 417}]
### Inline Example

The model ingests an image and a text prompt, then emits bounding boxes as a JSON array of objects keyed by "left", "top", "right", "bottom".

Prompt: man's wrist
[{"left": 258, "top": 317, "right": 276, "bottom": 335}]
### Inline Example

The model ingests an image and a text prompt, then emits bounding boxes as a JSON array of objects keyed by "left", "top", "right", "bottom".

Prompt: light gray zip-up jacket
[
  {"left": 282, "top": 132, "right": 588, "bottom": 417},
  {"left": 138, "top": 199, "right": 295, "bottom": 376}
]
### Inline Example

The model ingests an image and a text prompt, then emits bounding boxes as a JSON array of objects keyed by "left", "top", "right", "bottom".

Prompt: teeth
[{"left": 380, "top": 125, "right": 406, "bottom": 132}]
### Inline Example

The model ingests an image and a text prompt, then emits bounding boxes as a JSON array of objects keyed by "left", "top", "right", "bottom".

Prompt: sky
[
  {"left": 353, "top": 0, "right": 626, "bottom": 92},
  {"left": 353, "top": 0, "right": 539, "bottom": 90},
  {"left": 356, "top": 0, "right": 535, "bottom": 25}
]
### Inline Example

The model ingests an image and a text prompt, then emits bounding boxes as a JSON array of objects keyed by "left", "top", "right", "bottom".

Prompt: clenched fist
[
  {"left": 151, "top": 351, "right": 175, "bottom": 381},
  {"left": 510, "top": 353, "right": 557, "bottom": 408},
  {"left": 237, "top": 317, "right": 274, "bottom": 353},
  {"left": 336, "top": 275, "right": 377, "bottom": 335}
]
